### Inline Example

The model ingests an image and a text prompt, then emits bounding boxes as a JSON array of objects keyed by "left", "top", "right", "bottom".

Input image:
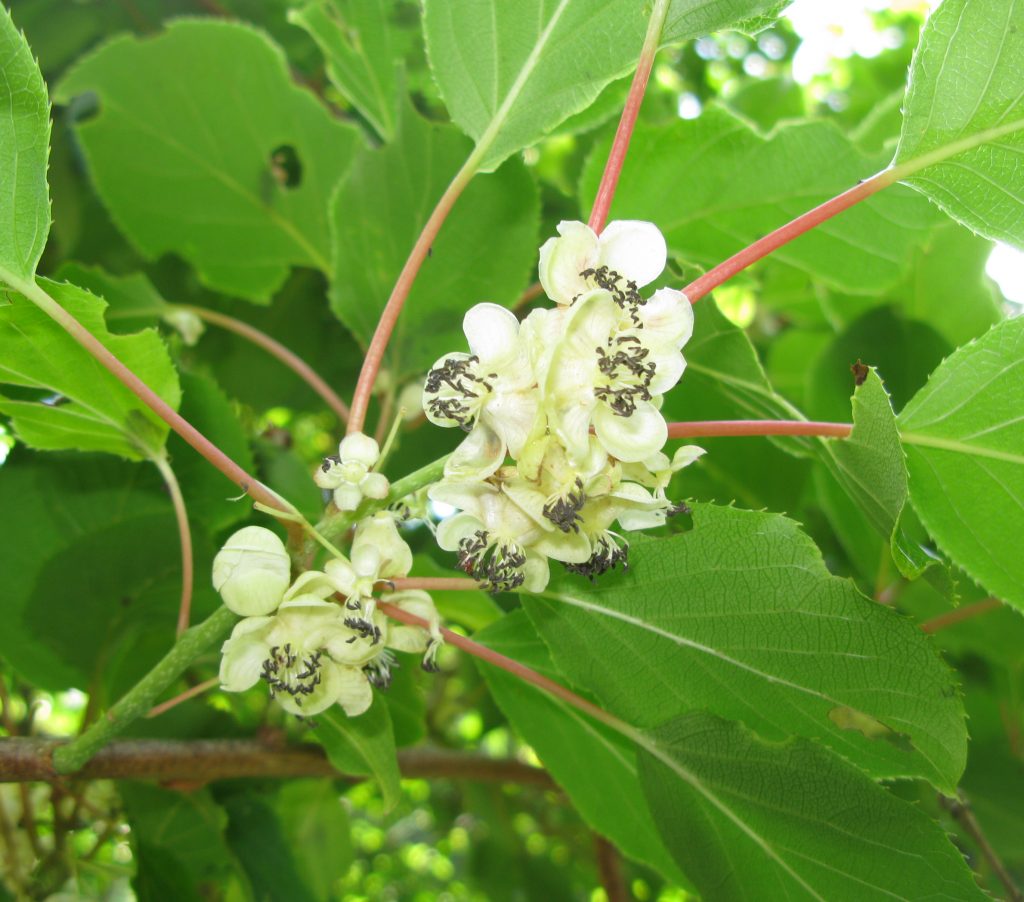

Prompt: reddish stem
[
  {"left": 588, "top": 0, "right": 671, "bottom": 234},
  {"left": 379, "top": 602, "right": 617, "bottom": 729},
  {"left": 920, "top": 598, "right": 1001, "bottom": 634},
  {"left": 153, "top": 456, "right": 195, "bottom": 637},
  {"left": 180, "top": 305, "right": 349, "bottom": 423},
  {"left": 347, "top": 161, "right": 478, "bottom": 435},
  {"left": 682, "top": 169, "right": 898, "bottom": 303},
  {"left": 146, "top": 678, "right": 219, "bottom": 718},
  {"left": 667, "top": 419, "right": 852, "bottom": 439},
  {"left": 384, "top": 577, "right": 481, "bottom": 592}
]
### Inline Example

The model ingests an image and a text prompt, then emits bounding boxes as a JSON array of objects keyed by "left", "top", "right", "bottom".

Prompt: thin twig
[
  {"left": 383, "top": 577, "right": 481, "bottom": 592},
  {"left": 939, "top": 794, "right": 1023, "bottom": 901},
  {"left": 178, "top": 305, "right": 350, "bottom": 423},
  {"left": 512, "top": 280, "right": 544, "bottom": 312},
  {"left": 594, "top": 834, "right": 628, "bottom": 902},
  {"left": 667, "top": 419, "right": 852, "bottom": 439},
  {"left": 588, "top": 0, "right": 672, "bottom": 234},
  {"left": 920, "top": 598, "right": 1002, "bottom": 634},
  {"left": 146, "top": 678, "right": 220, "bottom": 719},
  {"left": 153, "top": 455, "right": 195, "bottom": 637}
]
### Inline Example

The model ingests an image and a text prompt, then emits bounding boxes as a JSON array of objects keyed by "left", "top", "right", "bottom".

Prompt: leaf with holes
[
  {"left": 54, "top": 20, "right": 362, "bottom": 302},
  {"left": 895, "top": 0, "right": 1024, "bottom": 247},
  {"left": 638, "top": 713, "right": 985, "bottom": 901},
  {"left": 423, "top": 0, "right": 787, "bottom": 172},
  {"left": 580, "top": 107, "right": 944, "bottom": 293},
  {"left": 899, "top": 316, "right": 1024, "bottom": 611},
  {"left": 0, "top": 6, "right": 51, "bottom": 282},
  {"left": 525, "top": 503, "right": 967, "bottom": 792},
  {"left": 0, "top": 279, "right": 180, "bottom": 460}
]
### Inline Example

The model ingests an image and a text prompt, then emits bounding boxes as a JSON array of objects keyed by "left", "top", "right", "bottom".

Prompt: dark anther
[
  {"left": 668, "top": 500, "right": 691, "bottom": 517},
  {"left": 320, "top": 455, "right": 340, "bottom": 473},
  {"left": 580, "top": 265, "right": 644, "bottom": 312},
  {"left": 344, "top": 616, "right": 383, "bottom": 645},
  {"left": 564, "top": 534, "right": 629, "bottom": 582},
  {"left": 543, "top": 477, "right": 587, "bottom": 533},
  {"left": 457, "top": 529, "right": 527, "bottom": 593}
]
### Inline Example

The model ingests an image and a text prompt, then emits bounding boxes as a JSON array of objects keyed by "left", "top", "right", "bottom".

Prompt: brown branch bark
[{"left": 0, "top": 738, "right": 553, "bottom": 789}]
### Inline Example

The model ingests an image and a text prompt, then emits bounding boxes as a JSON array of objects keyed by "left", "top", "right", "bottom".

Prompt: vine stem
[
  {"left": 3, "top": 274, "right": 292, "bottom": 517},
  {"left": 347, "top": 156, "right": 480, "bottom": 435},
  {"left": 588, "top": 0, "right": 672, "bottom": 233},
  {"left": 50, "top": 606, "right": 238, "bottom": 774},
  {"left": 920, "top": 598, "right": 1001, "bottom": 634},
  {"left": 667, "top": 419, "right": 852, "bottom": 439},
  {"left": 176, "top": 305, "right": 350, "bottom": 423},
  {"left": 378, "top": 601, "right": 625, "bottom": 734},
  {"left": 939, "top": 794, "right": 1023, "bottom": 902},
  {"left": 385, "top": 577, "right": 480, "bottom": 592},
  {"left": 682, "top": 118, "right": 1024, "bottom": 303},
  {"left": 152, "top": 455, "right": 195, "bottom": 637},
  {"left": 146, "top": 677, "right": 220, "bottom": 719}
]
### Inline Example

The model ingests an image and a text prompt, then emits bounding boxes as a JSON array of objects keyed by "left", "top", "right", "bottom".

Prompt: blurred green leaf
[
  {"left": 526, "top": 503, "right": 967, "bottom": 791},
  {"left": 314, "top": 696, "right": 402, "bottom": 812},
  {"left": 330, "top": 102, "right": 539, "bottom": 376},
  {"left": 896, "top": 0, "right": 1024, "bottom": 248},
  {"left": 639, "top": 713, "right": 986, "bottom": 901},
  {"left": 0, "top": 6, "right": 51, "bottom": 283},
  {"left": 55, "top": 20, "right": 362, "bottom": 301},
  {"left": 289, "top": 0, "right": 400, "bottom": 140},
  {"left": 582, "top": 107, "right": 944, "bottom": 293},
  {"left": 899, "top": 316, "right": 1024, "bottom": 611},
  {"left": 476, "top": 610, "right": 688, "bottom": 886},
  {"left": 0, "top": 279, "right": 180, "bottom": 460}
]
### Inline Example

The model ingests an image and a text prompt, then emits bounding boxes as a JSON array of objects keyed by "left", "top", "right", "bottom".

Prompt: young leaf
[
  {"left": 526, "top": 503, "right": 967, "bottom": 792},
  {"left": 289, "top": 0, "right": 400, "bottom": 141},
  {"left": 895, "top": 0, "right": 1024, "bottom": 247},
  {"left": 313, "top": 697, "right": 402, "bottom": 812},
  {"left": 0, "top": 6, "right": 51, "bottom": 282},
  {"left": 580, "top": 107, "right": 944, "bottom": 293},
  {"left": 423, "top": 0, "right": 786, "bottom": 172},
  {"left": 54, "top": 20, "right": 362, "bottom": 302},
  {"left": 475, "top": 610, "right": 688, "bottom": 887},
  {"left": 0, "top": 279, "right": 180, "bottom": 460},
  {"left": 638, "top": 713, "right": 985, "bottom": 901},
  {"left": 330, "top": 102, "right": 539, "bottom": 376},
  {"left": 899, "top": 317, "right": 1024, "bottom": 611}
]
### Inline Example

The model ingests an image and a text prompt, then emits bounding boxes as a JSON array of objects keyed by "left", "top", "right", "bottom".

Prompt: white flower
[
  {"left": 431, "top": 477, "right": 588, "bottom": 592},
  {"left": 212, "top": 526, "right": 291, "bottom": 616},
  {"left": 382, "top": 589, "right": 444, "bottom": 671},
  {"left": 218, "top": 597, "right": 386, "bottom": 717},
  {"left": 538, "top": 220, "right": 667, "bottom": 306},
  {"left": 544, "top": 289, "right": 685, "bottom": 464},
  {"left": 422, "top": 303, "right": 540, "bottom": 480},
  {"left": 315, "top": 432, "right": 390, "bottom": 512}
]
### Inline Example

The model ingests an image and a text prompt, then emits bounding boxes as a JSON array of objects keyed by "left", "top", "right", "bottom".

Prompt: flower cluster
[
  {"left": 423, "top": 220, "right": 703, "bottom": 591},
  {"left": 314, "top": 432, "right": 390, "bottom": 512},
  {"left": 212, "top": 517, "right": 440, "bottom": 717}
]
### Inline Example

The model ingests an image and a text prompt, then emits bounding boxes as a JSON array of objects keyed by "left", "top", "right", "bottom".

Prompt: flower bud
[{"left": 212, "top": 526, "right": 291, "bottom": 616}]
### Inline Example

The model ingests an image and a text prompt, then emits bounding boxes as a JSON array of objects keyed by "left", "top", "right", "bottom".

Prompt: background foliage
[{"left": 1, "top": 0, "right": 1023, "bottom": 900}]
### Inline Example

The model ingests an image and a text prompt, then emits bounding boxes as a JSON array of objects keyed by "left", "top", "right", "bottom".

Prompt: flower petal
[
  {"left": 335, "top": 667, "right": 374, "bottom": 717},
  {"left": 338, "top": 432, "right": 380, "bottom": 467},
  {"left": 538, "top": 220, "right": 599, "bottom": 305},
  {"left": 445, "top": 422, "right": 505, "bottom": 481},
  {"left": 521, "top": 554, "right": 551, "bottom": 593},
  {"left": 435, "top": 511, "right": 483, "bottom": 553},
  {"left": 598, "top": 220, "right": 666, "bottom": 288},
  {"left": 593, "top": 400, "right": 667, "bottom": 462},
  {"left": 212, "top": 526, "right": 291, "bottom": 616},
  {"left": 219, "top": 621, "right": 272, "bottom": 692},
  {"left": 463, "top": 302, "right": 521, "bottom": 364},
  {"left": 641, "top": 287, "right": 693, "bottom": 348}
]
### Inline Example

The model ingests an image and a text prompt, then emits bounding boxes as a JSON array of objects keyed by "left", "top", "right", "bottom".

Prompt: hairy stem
[
  {"left": 0, "top": 738, "right": 553, "bottom": 788},
  {"left": 347, "top": 157, "right": 480, "bottom": 435},
  {"left": 177, "top": 305, "right": 350, "bottom": 423},
  {"left": 588, "top": 0, "right": 671, "bottom": 233},
  {"left": 667, "top": 419, "right": 853, "bottom": 439},
  {"left": 152, "top": 454, "right": 195, "bottom": 637},
  {"left": 50, "top": 607, "right": 238, "bottom": 774},
  {"left": 3, "top": 274, "right": 292, "bottom": 516}
]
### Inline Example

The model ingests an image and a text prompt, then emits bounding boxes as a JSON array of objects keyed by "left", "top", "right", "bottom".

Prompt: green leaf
[
  {"left": 272, "top": 780, "right": 353, "bottom": 898},
  {"left": 895, "top": 0, "right": 1024, "bottom": 247},
  {"left": 638, "top": 713, "right": 985, "bottom": 901},
  {"left": 55, "top": 20, "right": 362, "bottom": 302},
  {"left": 526, "top": 503, "right": 967, "bottom": 791},
  {"left": 581, "top": 107, "right": 944, "bottom": 293},
  {"left": 818, "top": 368, "right": 942, "bottom": 581},
  {"left": 0, "top": 6, "right": 50, "bottom": 282},
  {"left": 0, "top": 278, "right": 180, "bottom": 460},
  {"left": 423, "top": 0, "right": 785, "bottom": 172},
  {"left": 289, "top": 0, "right": 400, "bottom": 140},
  {"left": 475, "top": 611, "right": 688, "bottom": 886},
  {"left": 899, "top": 316, "right": 1024, "bottom": 611},
  {"left": 330, "top": 102, "right": 539, "bottom": 376},
  {"left": 313, "top": 696, "right": 402, "bottom": 812}
]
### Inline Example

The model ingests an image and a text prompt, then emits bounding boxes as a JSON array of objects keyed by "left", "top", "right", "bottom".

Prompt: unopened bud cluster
[
  {"left": 212, "top": 514, "right": 440, "bottom": 718},
  {"left": 423, "top": 220, "right": 703, "bottom": 591}
]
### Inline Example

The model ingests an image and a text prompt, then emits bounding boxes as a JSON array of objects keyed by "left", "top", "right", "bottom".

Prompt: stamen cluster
[{"left": 422, "top": 220, "right": 704, "bottom": 591}]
